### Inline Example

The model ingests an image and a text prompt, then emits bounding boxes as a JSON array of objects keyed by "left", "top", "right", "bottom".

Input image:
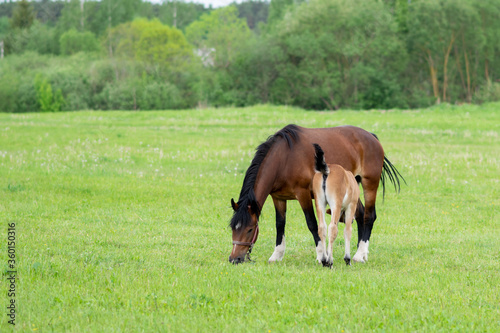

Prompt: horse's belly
[{"left": 271, "top": 191, "right": 297, "bottom": 201}]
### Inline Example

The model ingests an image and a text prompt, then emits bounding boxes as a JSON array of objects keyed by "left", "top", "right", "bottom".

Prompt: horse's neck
[{"left": 253, "top": 153, "right": 281, "bottom": 207}]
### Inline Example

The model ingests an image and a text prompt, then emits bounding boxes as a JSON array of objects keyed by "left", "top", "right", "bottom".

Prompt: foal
[{"left": 312, "top": 144, "right": 360, "bottom": 267}]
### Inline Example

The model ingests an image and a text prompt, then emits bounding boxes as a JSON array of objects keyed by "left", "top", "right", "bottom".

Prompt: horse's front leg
[
  {"left": 268, "top": 198, "right": 287, "bottom": 263},
  {"left": 296, "top": 190, "right": 322, "bottom": 262}
]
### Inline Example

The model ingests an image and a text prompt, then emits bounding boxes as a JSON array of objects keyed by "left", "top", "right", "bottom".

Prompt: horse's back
[
  {"left": 269, "top": 125, "right": 384, "bottom": 200},
  {"left": 297, "top": 125, "right": 384, "bottom": 178}
]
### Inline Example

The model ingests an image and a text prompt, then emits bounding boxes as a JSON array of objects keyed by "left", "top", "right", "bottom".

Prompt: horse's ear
[
  {"left": 326, "top": 209, "right": 332, "bottom": 215},
  {"left": 231, "top": 198, "right": 239, "bottom": 211}
]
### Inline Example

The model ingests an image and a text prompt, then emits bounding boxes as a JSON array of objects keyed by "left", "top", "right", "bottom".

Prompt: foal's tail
[
  {"left": 371, "top": 133, "right": 406, "bottom": 198},
  {"left": 313, "top": 144, "right": 330, "bottom": 175}
]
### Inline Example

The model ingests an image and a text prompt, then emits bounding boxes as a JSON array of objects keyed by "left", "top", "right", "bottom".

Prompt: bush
[
  {"left": 139, "top": 81, "right": 183, "bottom": 110},
  {"left": 60, "top": 29, "right": 100, "bottom": 55},
  {"left": 4, "top": 22, "right": 58, "bottom": 55},
  {"left": 34, "top": 74, "right": 65, "bottom": 112},
  {"left": 473, "top": 81, "right": 500, "bottom": 104},
  {"left": 95, "top": 78, "right": 185, "bottom": 111},
  {"left": 0, "top": 72, "right": 20, "bottom": 112}
]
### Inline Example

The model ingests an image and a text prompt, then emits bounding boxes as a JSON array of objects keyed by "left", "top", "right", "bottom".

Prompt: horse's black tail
[
  {"left": 371, "top": 133, "right": 406, "bottom": 198},
  {"left": 313, "top": 143, "right": 329, "bottom": 175},
  {"left": 380, "top": 155, "right": 406, "bottom": 198}
]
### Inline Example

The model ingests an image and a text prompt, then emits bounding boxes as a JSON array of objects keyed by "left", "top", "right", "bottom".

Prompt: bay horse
[
  {"left": 229, "top": 124, "right": 404, "bottom": 264},
  {"left": 312, "top": 143, "right": 360, "bottom": 267}
]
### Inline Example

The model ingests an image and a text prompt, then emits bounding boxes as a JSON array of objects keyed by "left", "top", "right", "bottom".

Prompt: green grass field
[{"left": 1, "top": 104, "right": 499, "bottom": 332}]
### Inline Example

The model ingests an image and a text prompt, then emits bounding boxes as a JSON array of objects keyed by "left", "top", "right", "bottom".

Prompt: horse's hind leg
[
  {"left": 269, "top": 198, "right": 287, "bottom": 263},
  {"left": 354, "top": 199, "right": 365, "bottom": 247},
  {"left": 353, "top": 180, "right": 378, "bottom": 263}
]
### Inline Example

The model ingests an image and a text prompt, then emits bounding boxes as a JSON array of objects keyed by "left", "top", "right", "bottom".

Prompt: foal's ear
[
  {"left": 326, "top": 209, "right": 332, "bottom": 215},
  {"left": 231, "top": 198, "right": 239, "bottom": 211}
]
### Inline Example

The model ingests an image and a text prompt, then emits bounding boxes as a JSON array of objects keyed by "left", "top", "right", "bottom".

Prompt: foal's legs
[
  {"left": 326, "top": 203, "right": 341, "bottom": 266},
  {"left": 313, "top": 193, "right": 328, "bottom": 265},
  {"left": 269, "top": 198, "right": 287, "bottom": 263},
  {"left": 343, "top": 203, "right": 356, "bottom": 266}
]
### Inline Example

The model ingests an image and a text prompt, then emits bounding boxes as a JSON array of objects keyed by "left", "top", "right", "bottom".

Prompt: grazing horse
[
  {"left": 312, "top": 143, "right": 360, "bottom": 267},
  {"left": 229, "top": 124, "right": 403, "bottom": 264}
]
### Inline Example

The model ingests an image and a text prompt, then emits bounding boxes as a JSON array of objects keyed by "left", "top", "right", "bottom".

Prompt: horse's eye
[{"left": 247, "top": 228, "right": 253, "bottom": 233}]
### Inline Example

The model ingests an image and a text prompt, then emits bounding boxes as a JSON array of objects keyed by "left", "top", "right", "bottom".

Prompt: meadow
[{"left": 0, "top": 104, "right": 499, "bottom": 332}]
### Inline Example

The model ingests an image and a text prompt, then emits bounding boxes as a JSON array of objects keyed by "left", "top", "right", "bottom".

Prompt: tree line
[{"left": 0, "top": 0, "right": 499, "bottom": 112}]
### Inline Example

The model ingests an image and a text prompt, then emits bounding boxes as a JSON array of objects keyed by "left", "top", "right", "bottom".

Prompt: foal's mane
[{"left": 230, "top": 124, "right": 301, "bottom": 230}]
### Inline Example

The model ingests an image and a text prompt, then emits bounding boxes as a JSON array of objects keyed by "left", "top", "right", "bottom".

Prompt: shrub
[
  {"left": 34, "top": 74, "right": 65, "bottom": 112},
  {"left": 473, "top": 81, "right": 500, "bottom": 104},
  {"left": 60, "top": 29, "right": 100, "bottom": 55}
]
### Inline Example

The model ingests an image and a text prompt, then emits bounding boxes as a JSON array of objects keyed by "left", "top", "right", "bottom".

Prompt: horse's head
[{"left": 229, "top": 198, "right": 260, "bottom": 264}]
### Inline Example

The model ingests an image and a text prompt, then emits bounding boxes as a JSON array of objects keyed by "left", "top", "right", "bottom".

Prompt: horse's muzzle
[{"left": 228, "top": 255, "right": 246, "bottom": 264}]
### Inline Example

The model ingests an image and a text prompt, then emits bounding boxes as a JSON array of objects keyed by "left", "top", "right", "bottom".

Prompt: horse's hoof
[
  {"left": 352, "top": 255, "right": 365, "bottom": 264},
  {"left": 344, "top": 257, "right": 351, "bottom": 266}
]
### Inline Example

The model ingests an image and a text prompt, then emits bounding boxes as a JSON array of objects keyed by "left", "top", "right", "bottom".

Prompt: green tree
[
  {"left": 10, "top": 0, "right": 35, "bottom": 30},
  {"left": 32, "top": 0, "right": 65, "bottom": 27},
  {"left": 407, "top": 0, "right": 483, "bottom": 104},
  {"left": 235, "top": 0, "right": 269, "bottom": 30},
  {"left": 267, "top": 0, "right": 305, "bottom": 27},
  {"left": 34, "top": 74, "right": 65, "bottom": 112},
  {"left": 60, "top": 29, "right": 100, "bottom": 55},
  {"left": 157, "top": 1, "right": 208, "bottom": 31},
  {"left": 4, "top": 21, "right": 58, "bottom": 56},
  {"left": 102, "top": 18, "right": 196, "bottom": 109},
  {"left": 395, "top": 0, "right": 409, "bottom": 34},
  {"left": 186, "top": 6, "right": 254, "bottom": 106},
  {"left": 475, "top": 0, "right": 500, "bottom": 86},
  {"left": 0, "top": 16, "right": 9, "bottom": 38},
  {"left": 186, "top": 6, "right": 252, "bottom": 68},
  {"left": 100, "top": 0, "right": 141, "bottom": 32},
  {"left": 24, "top": 21, "right": 58, "bottom": 55},
  {"left": 107, "top": 18, "right": 192, "bottom": 69},
  {"left": 270, "top": 0, "right": 407, "bottom": 109},
  {"left": 57, "top": 0, "right": 86, "bottom": 33}
]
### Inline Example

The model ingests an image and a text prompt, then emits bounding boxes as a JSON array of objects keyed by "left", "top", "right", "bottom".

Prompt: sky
[{"left": 149, "top": 0, "right": 246, "bottom": 8}]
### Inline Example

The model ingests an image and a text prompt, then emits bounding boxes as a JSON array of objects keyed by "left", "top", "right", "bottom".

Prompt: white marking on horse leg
[
  {"left": 363, "top": 240, "right": 369, "bottom": 262},
  {"left": 268, "top": 235, "right": 286, "bottom": 263},
  {"left": 316, "top": 240, "right": 327, "bottom": 264},
  {"left": 353, "top": 240, "right": 369, "bottom": 263}
]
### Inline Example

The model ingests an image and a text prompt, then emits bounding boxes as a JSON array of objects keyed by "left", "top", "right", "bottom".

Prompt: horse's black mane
[{"left": 230, "top": 124, "right": 301, "bottom": 230}]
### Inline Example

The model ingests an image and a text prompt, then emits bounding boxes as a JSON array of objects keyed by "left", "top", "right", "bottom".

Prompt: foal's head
[{"left": 229, "top": 198, "right": 260, "bottom": 264}]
